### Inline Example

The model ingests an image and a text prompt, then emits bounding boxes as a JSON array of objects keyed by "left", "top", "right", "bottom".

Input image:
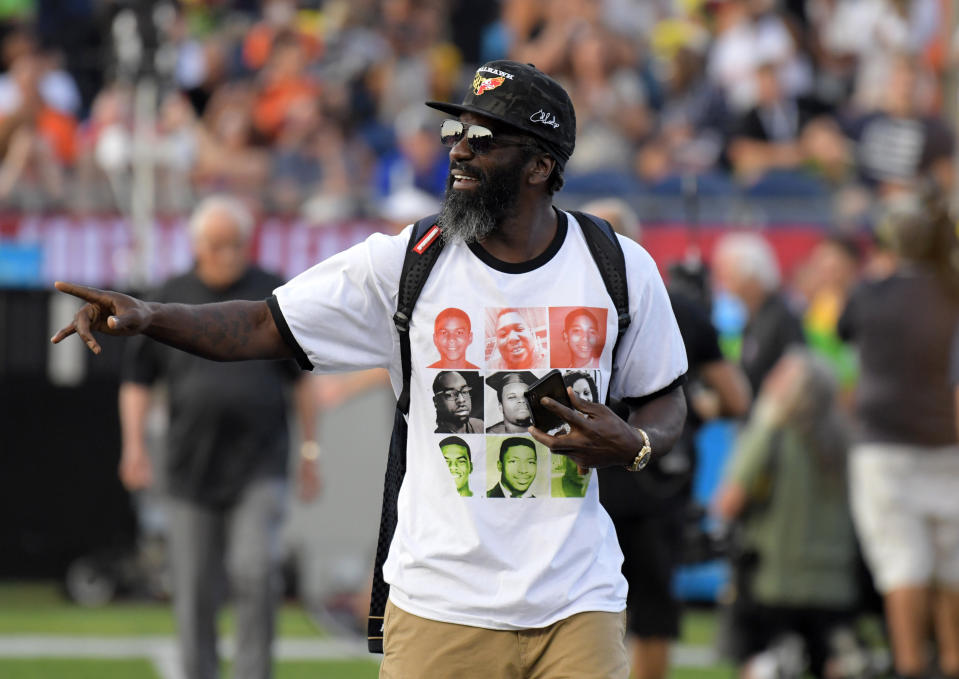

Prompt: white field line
[{"left": 0, "top": 636, "right": 718, "bottom": 676}]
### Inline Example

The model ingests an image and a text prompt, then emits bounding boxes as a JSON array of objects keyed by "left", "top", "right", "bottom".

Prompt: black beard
[{"left": 437, "top": 158, "right": 526, "bottom": 244}]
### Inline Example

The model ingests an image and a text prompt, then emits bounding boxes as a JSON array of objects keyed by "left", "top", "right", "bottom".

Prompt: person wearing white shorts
[{"left": 839, "top": 194, "right": 959, "bottom": 679}]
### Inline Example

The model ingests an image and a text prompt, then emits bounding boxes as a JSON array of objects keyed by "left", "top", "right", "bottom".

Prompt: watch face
[{"left": 636, "top": 448, "right": 651, "bottom": 470}]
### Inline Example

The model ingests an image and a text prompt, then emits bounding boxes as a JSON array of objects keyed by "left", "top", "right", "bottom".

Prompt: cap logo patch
[
  {"left": 473, "top": 74, "right": 505, "bottom": 95},
  {"left": 530, "top": 109, "right": 560, "bottom": 128}
]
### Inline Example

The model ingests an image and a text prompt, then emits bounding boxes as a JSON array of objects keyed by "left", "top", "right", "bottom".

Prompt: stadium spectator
[
  {"left": 0, "top": 52, "right": 76, "bottom": 206},
  {"left": 840, "top": 55, "right": 954, "bottom": 195},
  {"left": 726, "top": 61, "right": 830, "bottom": 183},
  {"left": 252, "top": 30, "right": 320, "bottom": 142},
  {"left": 193, "top": 82, "right": 269, "bottom": 196}
]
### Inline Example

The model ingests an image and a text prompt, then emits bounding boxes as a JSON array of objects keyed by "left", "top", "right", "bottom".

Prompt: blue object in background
[
  {"left": 0, "top": 243, "right": 43, "bottom": 288},
  {"left": 673, "top": 419, "right": 738, "bottom": 602}
]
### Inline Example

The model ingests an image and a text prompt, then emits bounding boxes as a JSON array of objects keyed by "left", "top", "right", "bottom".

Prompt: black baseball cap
[{"left": 426, "top": 60, "right": 576, "bottom": 169}]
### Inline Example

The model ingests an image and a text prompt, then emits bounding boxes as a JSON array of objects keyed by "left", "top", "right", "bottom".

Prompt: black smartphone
[{"left": 524, "top": 369, "right": 573, "bottom": 433}]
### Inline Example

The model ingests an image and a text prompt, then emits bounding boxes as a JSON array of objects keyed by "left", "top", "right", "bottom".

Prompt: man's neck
[
  {"left": 442, "top": 419, "right": 472, "bottom": 433},
  {"left": 478, "top": 201, "right": 556, "bottom": 263}
]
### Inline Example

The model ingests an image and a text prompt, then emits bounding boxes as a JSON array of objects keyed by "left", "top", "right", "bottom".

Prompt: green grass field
[{"left": 0, "top": 582, "right": 730, "bottom": 678}]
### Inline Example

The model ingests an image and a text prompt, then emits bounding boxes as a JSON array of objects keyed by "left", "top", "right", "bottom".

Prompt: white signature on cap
[{"left": 530, "top": 109, "right": 559, "bottom": 128}]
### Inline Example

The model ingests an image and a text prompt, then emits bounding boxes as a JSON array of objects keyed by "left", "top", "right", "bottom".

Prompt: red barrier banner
[{"left": 0, "top": 214, "right": 826, "bottom": 289}]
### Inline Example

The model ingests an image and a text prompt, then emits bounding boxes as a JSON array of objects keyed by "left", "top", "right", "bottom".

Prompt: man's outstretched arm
[{"left": 50, "top": 281, "right": 293, "bottom": 362}]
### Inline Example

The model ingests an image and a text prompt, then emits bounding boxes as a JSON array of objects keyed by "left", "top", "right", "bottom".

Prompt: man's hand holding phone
[{"left": 526, "top": 375, "right": 645, "bottom": 471}]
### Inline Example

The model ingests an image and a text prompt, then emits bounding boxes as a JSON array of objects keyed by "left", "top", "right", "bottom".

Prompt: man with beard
[
  {"left": 489, "top": 308, "right": 546, "bottom": 370},
  {"left": 433, "top": 371, "right": 483, "bottom": 433},
  {"left": 429, "top": 307, "right": 479, "bottom": 369},
  {"left": 439, "top": 436, "right": 474, "bottom": 497},
  {"left": 488, "top": 437, "right": 540, "bottom": 498},
  {"left": 485, "top": 371, "right": 535, "bottom": 433},
  {"left": 52, "top": 60, "right": 688, "bottom": 679}
]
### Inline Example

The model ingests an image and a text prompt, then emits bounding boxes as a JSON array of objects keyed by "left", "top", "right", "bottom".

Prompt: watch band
[{"left": 625, "top": 427, "right": 651, "bottom": 472}]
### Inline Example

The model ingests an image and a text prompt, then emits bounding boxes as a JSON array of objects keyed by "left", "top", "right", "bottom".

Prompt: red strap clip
[{"left": 413, "top": 224, "right": 441, "bottom": 254}]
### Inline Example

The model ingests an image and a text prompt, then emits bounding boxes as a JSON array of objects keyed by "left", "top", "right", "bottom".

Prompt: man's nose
[{"left": 449, "top": 135, "right": 473, "bottom": 162}]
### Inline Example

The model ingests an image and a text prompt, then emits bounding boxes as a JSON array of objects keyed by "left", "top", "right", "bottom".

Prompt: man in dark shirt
[
  {"left": 712, "top": 231, "right": 805, "bottom": 395},
  {"left": 584, "top": 198, "right": 752, "bottom": 679},
  {"left": 119, "top": 196, "right": 320, "bottom": 679}
]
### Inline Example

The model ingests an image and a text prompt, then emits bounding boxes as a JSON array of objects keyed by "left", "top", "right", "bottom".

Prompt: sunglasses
[{"left": 440, "top": 119, "right": 531, "bottom": 155}]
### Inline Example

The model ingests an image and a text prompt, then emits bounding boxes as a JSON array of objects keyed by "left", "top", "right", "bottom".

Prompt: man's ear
[{"left": 527, "top": 154, "right": 555, "bottom": 187}]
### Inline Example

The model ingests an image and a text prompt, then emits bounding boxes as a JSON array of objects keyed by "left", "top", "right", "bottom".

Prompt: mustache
[{"left": 449, "top": 162, "right": 484, "bottom": 179}]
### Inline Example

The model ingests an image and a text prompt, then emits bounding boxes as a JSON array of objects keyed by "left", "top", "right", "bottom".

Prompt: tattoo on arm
[{"left": 146, "top": 300, "right": 292, "bottom": 361}]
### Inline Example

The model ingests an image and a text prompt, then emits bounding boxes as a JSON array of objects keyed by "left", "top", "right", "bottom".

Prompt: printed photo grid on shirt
[{"left": 428, "top": 305, "right": 604, "bottom": 500}]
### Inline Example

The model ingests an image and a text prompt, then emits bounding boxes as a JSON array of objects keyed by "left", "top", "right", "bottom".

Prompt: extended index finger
[{"left": 54, "top": 281, "right": 112, "bottom": 305}]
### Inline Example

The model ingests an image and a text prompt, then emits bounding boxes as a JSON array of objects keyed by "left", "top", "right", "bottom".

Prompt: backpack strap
[
  {"left": 569, "top": 211, "right": 630, "bottom": 382},
  {"left": 368, "top": 214, "right": 444, "bottom": 653},
  {"left": 393, "top": 214, "right": 444, "bottom": 415}
]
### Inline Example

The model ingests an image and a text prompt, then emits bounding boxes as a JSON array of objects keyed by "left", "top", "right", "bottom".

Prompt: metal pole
[{"left": 130, "top": 76, "right": 156, "bottom": 291}]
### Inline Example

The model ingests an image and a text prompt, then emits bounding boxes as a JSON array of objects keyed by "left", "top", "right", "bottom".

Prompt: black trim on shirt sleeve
[
  {"left": 621, "top": 373, "right": 687, "bottom": 409},
  {"left": 266, "top": 295, "right": 313, "bottom": 371}
]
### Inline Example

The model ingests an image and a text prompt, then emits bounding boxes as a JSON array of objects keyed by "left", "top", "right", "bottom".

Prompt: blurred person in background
[
  {"left": 154, "top": 91, "right": 200, "bottom": 214},
  {"left": 193, "top": 83, "right": 269, "bottom": 198},
  {"left": 838, "top": 190, "right": 959, "bottom": 679},
  {"left": 374, "top": 105, "right": 449, "bottom": 200},
  {"left": 587, "top": 197, "right": 751, "bottom": 679},
  {"left": 561, "top": 22, "right": 653, "bottom": 175},
  {"left": 838, "top": 55, "right": 954, "bottom": 197},
  {"left": 711, "top": 231, "right": 805, "bottom": 396},
  {"left": 635, "top": 32, "right": 729, "bottom": 182},
  {"left": 792, "top": 235, "right": 862, "bottom": 407},
  {"left": 74, "top": 82, "right": 132, "bottom": 212},
  {"left": 714, "top": 348, "right": 858, "bottom": 679},
  {"left": 118, "top": 195, "right": 321, "bottom": 679},
  {"left": 706, "top": 0, "right": 812, "bottom": 115},
  {"left": 0, "top": 50, "right": 77, "bottom": 206},
  {"left": 252, "top": 30, "right": 319, "bottom": 143},
  {"left": 725, "top": 60, "right": 832, "bottom": 184}
]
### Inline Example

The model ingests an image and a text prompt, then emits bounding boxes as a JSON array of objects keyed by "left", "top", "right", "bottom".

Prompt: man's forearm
[
  {"left": 119, "top": 382, "right": 151, "bottom": 451},
  {"left": 144, "top": 300, "right": 292, "bottom": 362},
  {"left": 627, "top": 386, "right": 687, "bottom": 461}
]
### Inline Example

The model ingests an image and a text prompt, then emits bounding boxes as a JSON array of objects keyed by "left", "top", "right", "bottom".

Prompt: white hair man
[
  {"left": 117, "top": 194, "right": 321, "bottom": 679},
  {"left": 712, "top": 231, "right": 805, "bottom": 394}
]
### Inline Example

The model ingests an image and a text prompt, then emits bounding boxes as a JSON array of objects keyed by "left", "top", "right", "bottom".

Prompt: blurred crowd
[{"left": 0, "top": 0, "right": 955, "bottom": 223}]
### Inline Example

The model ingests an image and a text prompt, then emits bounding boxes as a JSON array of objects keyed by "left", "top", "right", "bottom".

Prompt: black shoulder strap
[
  {"left": 393, "top": 214, "right": 445, "bottom": 415},
  {"left": 368, "top": 214, "right": 444, "bottom": 654},
  {"left": 569, "top": 211, "right": 630, "bottom": 383}
]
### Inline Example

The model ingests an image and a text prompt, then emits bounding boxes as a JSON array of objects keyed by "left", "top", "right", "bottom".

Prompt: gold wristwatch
[{"left": 625, "top": 428, "right": 651, "bottom": 472}]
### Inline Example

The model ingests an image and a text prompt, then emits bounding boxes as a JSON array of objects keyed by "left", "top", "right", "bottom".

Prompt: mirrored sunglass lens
[
  {"left": 466, "top": 125, "right": 494, "bottom": 153},
  {"left": 440, "top": 120, "right": 464, "bottom": 147}
]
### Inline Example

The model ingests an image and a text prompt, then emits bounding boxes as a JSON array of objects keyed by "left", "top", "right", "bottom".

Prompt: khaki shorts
[
  {"left": 379, "top": 600, "right": 628, "bottom": 679},
  {"left": 850, "top": 443, "right": 959, "bottom": 592}
]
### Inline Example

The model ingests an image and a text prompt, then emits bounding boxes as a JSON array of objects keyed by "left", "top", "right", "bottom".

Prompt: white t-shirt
[{"left": 272, "top": 210, "right": 687, "bottom": 630}]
